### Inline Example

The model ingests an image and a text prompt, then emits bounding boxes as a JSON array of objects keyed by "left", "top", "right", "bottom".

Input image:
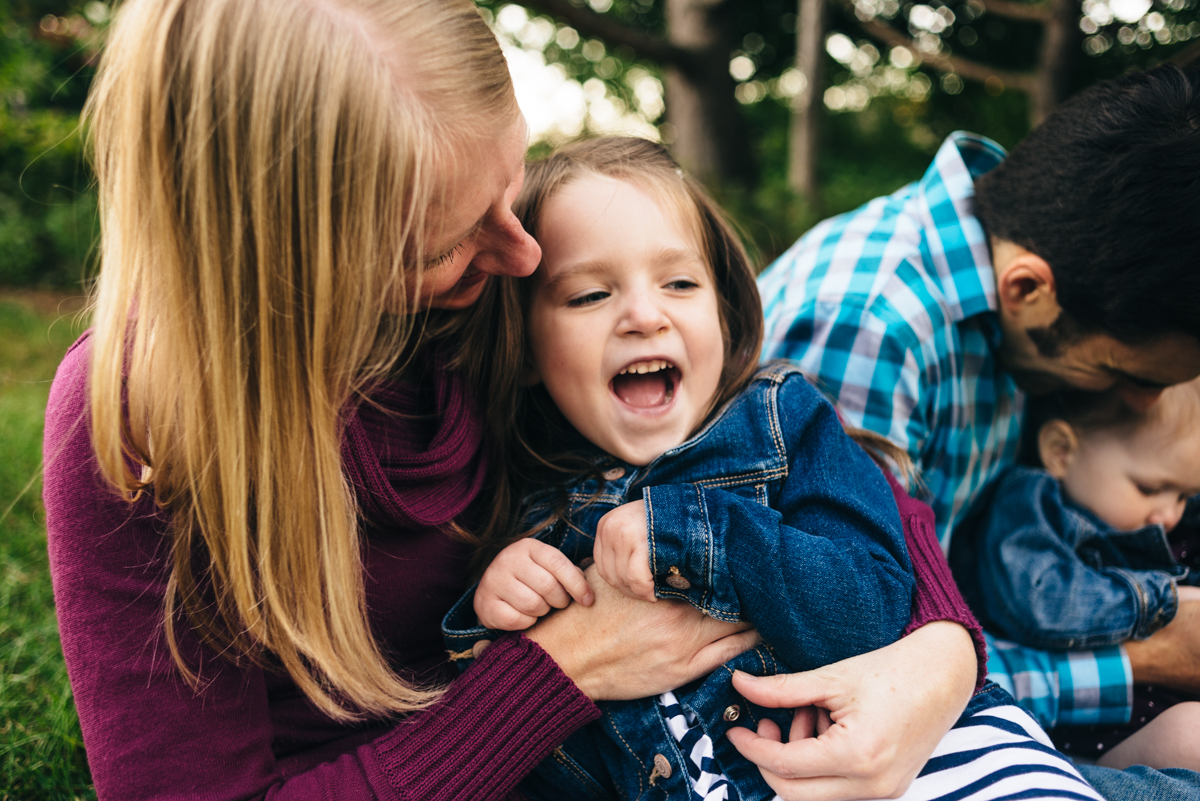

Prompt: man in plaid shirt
[{"left": 760, "top": 66, "right": 1200, "bottom": 797}]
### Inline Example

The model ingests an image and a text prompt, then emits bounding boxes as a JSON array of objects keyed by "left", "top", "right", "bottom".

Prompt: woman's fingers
[
  {"left": 526, "top": 566, "right": 759, "bottom": 701},
  {"left": 726, "top": 622, "right": 976, "bottom": 801}
]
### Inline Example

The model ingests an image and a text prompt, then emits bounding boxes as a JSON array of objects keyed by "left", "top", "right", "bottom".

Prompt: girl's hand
[
  {"left": 474, "top": 538, "right": 594, "bottom": 631},
  {"left": 527, "top": 565, "right": 759, "bottom": 700},
  {"left": 595, "top": 500, "right": 655, "bottom": 602},
  {"left": 725, "top": 621, "right": 975, "bottom": 801}
]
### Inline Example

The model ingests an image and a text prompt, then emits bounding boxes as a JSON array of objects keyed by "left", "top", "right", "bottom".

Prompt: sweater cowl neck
[{"left": 341, "top": 349, "right": 486, "bottom": 531}]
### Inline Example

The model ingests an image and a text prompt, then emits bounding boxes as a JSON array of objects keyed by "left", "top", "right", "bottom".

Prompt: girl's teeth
[{"left": 620, "top": 359, "right": 673, "bottom": 376}]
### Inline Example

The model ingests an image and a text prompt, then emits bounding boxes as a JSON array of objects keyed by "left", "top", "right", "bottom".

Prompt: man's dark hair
[{"left": 975, "top": 64, "right": 1200, "bottom": 352}]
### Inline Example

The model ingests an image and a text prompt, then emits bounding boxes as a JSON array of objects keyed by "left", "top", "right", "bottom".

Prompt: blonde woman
[{"left": 44, "top": 1, "right": 978, "bottom": 799}]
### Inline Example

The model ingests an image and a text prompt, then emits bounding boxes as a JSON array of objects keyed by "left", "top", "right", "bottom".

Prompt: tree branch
[
  {"left": 516, "top": 0, "right": 695, "bottom": 67},
  {"left": 847, "top": 7, "right": 1038, "bottom": 92},
  {"left": 1169, "top": 38, "right": 1200, "bottom": 66},
  {"left": 978, "top": 0, "right": 1053, "bottom": 23}
]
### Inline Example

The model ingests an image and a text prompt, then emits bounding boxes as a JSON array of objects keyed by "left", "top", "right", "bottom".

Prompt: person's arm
[
  {"left": 976, "top": 468, "right": 1178, "bottom": 649},
  {"left": 44, "top": 338, "right": 756, "bottom": 801},
  {"left": 639, "top": 375, "right": 914, "bottom": 669}
]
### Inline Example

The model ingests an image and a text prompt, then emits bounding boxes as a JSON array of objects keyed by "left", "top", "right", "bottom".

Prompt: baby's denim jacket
[
  {"left": 443, "top": 364, "right": 914, "bottom": 801},
  {"left": 957, "top": 465, "right": 1198, "bottom": 650}
]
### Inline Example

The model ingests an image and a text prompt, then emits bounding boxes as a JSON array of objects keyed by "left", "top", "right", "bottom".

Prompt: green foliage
[
  {"left": 0, "top": 293, "right": 94, "bottom": 798},
  {"left": 0, "top": 3, "right": 105, "bottom": 289}
]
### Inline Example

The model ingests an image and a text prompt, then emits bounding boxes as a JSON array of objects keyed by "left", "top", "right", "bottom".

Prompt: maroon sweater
[{"left": 44, "top": 333, "right": 982, "bottom": 801}]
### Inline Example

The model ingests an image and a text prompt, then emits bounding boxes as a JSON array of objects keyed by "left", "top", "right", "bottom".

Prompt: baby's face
[
  {"left": 525, "top": 173, "right": 725, "bottom": 466},
  {"left": 1060, "top": 421, "right": 1200, "bottom": 532}
]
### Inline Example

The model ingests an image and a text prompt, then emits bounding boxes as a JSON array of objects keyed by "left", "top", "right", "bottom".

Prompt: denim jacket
[
  {"left": 961, "top": 465, "right": 1197, "bottom": 651},
  {"left": 443, "top": 364, "right": 914, "bottom": 801}
]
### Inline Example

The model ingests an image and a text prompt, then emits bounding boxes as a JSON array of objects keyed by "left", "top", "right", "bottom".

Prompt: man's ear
[
  {"left": 993, "top": 242, "right": 1059, "bottom": 329},
  {"left": 1038, "top": 419, "right": 1078, "bottom": 478}
]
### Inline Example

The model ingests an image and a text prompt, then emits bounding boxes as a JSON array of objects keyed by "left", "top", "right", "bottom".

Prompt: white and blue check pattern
[{"left": 758, "top": 132, "right": 1132, "bottom": 730}]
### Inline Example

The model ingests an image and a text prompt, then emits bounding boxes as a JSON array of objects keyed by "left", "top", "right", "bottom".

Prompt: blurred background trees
[
  {"left": 0, "top": 0, "right": 1196, "bottom": 288},
  {"left": 0, "top": 1, "right": 104, "bottom": 287},
  {"left": 480, "top": 0, "right": 1199, "bottom": 257}
]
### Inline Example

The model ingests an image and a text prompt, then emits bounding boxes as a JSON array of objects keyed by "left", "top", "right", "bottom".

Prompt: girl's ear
[
  {"left": 521, "top": 355, "right": 542, "bottom": 387},
  {"left": 1038, "top": 419, "right": 1078, "bottom": 478}
]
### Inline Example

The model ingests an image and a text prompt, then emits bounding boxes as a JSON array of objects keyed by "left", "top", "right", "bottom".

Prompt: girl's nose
[{"left": 618, "top": 291, "right": 670, "bottom": 336}]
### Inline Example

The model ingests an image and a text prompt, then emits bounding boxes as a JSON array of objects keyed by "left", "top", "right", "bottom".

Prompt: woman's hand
[
  {"left": 526, "top": 565, "right": 759, "bottom": 701},
  {"left": 595, "top": 500, "right": 655, "bottom": 602},
  {"left": 474, "top": 538, "right": 594, "bottom": 631},
  {"left": 725, "top": 621, "right": 975, "bottom": 801}
]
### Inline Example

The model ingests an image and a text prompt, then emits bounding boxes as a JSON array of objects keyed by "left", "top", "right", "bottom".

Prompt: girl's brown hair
[
  {"left": 454, "top": 137, "right": 910, "bottom": 567},
  {"left": 85, "top": 0, "right": 515, "bottom": 720}
]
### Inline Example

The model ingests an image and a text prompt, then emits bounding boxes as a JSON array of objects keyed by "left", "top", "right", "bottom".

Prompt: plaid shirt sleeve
[
  {"left": 984, "top": 632, "right": 1133, "bottom": 729},
  {"left": 763, "top": 292, "right": 932, "bottom": 467}
]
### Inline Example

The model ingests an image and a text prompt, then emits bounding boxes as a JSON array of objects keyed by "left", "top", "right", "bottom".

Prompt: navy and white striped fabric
[{"left": 657, "top": 691, "right": 1104, "bottom": 801}]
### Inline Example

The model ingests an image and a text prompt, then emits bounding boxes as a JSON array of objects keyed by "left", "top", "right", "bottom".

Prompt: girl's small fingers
[
  {"left": 530, "top": 545, "right": 593, "bottom": 606},
  {"left": 627, "top": 551, "right": 656, "bottom": 602},
  {"left": 816, "top": 707, "right": 833, "bottom": 736},
  {"left": 479, "top": 601, "right": 537, "bottom": 631},
  {"left": 790, "top": 706, "right": 820, "bottom": 742}
]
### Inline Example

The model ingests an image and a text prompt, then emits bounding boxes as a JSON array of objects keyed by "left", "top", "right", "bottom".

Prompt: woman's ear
[{"left": 1038, "top": 419, "right": 1078, "bottom": 478}]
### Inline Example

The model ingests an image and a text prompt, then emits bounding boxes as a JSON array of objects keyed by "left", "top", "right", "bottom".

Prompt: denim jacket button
[
  {"left": 603, "top": 466, "right": 626, "bottom": 480},
  {"left": 472, "top": 639, "right": 492, "bottom": 659},
  {"left": 723, "top": 704, "right": 741, "bottom": 722},
  {"left": 652, "top": 753, "right": 672, "bottom": 779},
  {"left": 665, "top": 566, "right": 691, "bottom": 590}
]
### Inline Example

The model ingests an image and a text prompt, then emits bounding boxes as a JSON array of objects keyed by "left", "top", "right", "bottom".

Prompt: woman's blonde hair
[{"left": 85, "top": 0, "right": 516, "bottom": 720}]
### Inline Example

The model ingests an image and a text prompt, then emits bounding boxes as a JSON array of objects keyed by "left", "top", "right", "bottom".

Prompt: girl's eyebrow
[{"left": 545, "top": 247, "right": 704, "bottom": 285}]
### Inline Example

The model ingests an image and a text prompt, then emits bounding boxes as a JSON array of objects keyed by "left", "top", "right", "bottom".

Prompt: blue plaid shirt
[{"left": 758, "top": 131, "right": 1131, "bottom": 730}]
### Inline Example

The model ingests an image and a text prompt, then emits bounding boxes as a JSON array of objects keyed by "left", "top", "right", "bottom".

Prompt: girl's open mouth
[{"left": 610, "top": 359, "right": 680, "bottom": 408}]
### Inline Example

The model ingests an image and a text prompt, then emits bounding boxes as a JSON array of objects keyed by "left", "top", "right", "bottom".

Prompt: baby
[
  {"left": 443, "top": 137, "right": 1104, "bottom": 801},
  {"left": 960, "top": 381, "right": 1200, "bottom": 772}
]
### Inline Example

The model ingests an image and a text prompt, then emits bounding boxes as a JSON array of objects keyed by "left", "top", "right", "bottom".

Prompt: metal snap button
[
  {"left": 603, "top": 466, "right": 625, "bottom": 480},
  {"left": 723, "top": 704, "right": 741, "bottom": 722},
  {"left": 472, "top": 639, "right": 492, "bottom": 659},
  {"left": 665, "top": 566, "right": 691, "bottom": 590},
  {"left": 652, "top": 752, "right": 672, "bottom": 779}
]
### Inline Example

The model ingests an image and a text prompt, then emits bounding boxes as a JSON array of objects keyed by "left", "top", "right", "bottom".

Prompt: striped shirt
[
  {"left": 758, "top": 132, "right": 1131, "bottom": 729},
  {"left": 659, "top": 686, "right": 1104, "bottom": 801}
]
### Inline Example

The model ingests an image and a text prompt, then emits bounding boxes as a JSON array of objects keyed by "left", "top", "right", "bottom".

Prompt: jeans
[{"left": 1078, "top": 764, "right": 1200, "bottom": 801}]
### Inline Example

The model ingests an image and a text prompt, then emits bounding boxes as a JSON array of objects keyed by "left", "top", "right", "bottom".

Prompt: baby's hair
[{"left": 1027, "top": 379, "right": 1200, "bottom": 466}]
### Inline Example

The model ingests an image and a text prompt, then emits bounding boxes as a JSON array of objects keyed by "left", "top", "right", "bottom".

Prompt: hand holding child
[
  {"left": 474, "top": 538, "right": 594, "bottom": 631},
  {"left": 595, "top": 500, "right": 656, "bottom": 602}
]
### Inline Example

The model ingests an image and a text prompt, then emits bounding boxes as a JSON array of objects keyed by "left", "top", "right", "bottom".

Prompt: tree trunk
[
  {"left": 788, "top": 0, "right": 826, "bottom": 205},
  {"left": 664, "top": 0, "right": 757, "bottom": 186},
  {"left": 1031, "top": 0, "right": 1083, "bottom": 125}
]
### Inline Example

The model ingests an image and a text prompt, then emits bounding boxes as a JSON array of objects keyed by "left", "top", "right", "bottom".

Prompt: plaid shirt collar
[{"left": 916, "top": 131, "right": 1007, "bottom": 326}]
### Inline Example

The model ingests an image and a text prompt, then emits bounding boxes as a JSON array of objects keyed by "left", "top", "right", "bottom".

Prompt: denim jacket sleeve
[
  {"left": 976, "top": 467, "right": 1179, "bottom": 650},
  {"left": 642, "top": 377, "right": 915, "bottom": 671}
]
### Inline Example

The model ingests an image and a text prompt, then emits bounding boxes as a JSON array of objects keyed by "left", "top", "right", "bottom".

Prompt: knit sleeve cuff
[
  {"left": 901, "top": 505, "right": 988, "bottom": 694},
  {"left": 372, "top": 633, "right": 600, "bottom": 800}
]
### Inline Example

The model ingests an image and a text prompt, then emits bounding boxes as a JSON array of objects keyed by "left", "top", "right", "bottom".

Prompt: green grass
[{"left": 0, "top": 292, "right": 95, "bottom": 800}]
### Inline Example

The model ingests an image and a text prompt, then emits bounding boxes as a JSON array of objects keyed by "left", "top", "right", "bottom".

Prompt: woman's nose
[{"left": 472, "top": 210, "right": 541, "bottom": 278}]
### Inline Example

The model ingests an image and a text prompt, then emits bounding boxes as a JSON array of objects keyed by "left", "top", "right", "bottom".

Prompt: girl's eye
[
  {"left": 1135, "top": 483, "right": 1160, "bottom": 497},
  {"left": 666, "top": 279, "right": 700, "bottom": 291},
  {"left": 567, "top": 291, "right": 609, "bottom": 307}
]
